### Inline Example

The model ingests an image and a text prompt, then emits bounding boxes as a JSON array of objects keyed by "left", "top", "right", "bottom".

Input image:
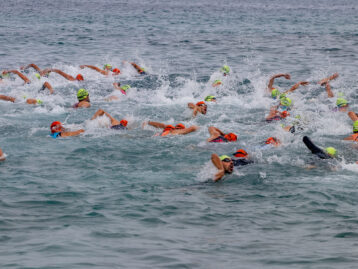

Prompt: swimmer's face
[
  {"left": 222, "top": 159, "right": 234, "bottom": 173},
  {"left": 200, "top": 104, "right": 207, "bottom": 114}
]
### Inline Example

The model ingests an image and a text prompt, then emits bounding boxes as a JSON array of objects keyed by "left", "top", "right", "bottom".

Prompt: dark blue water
[{"left": 1, "top": 0, "right": 358, "bottom": 268}]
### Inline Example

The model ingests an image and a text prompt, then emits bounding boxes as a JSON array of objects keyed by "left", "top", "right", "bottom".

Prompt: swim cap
[
  {"left": 196, "top": 101, "right": 206, "bottom": 106},
  {"left": 37, "top": 99, "right": 43, "bottom": 105},
  {"left": 336, "top": 97, "right": 348, "bottom": 107},
  {"left": 35, "top": 73, "right": 41, "bottom": 80},
  {"left": 353, "top": 120, "right": 358, "bottom": 133},
  {"left": 175, "top": 123, "right": 185, "bottom": 129},
  {"left": 212, "top": 80, "right": 222, "bottom": 87},
  {"left": 221, "top": 65, "right": 230, "bottom": 74},
  {"left": 121, "top": 85, "right": 131, "bottom": 91},
  {"left": 224, "top": 133, "right": 237, "bottom": 142},
  {"left": 219, "top": 155, "right": 231, "bottom": 161},
  {"left": 50, "top": 121, "right": 62, "bottom": 133},
  {"left": 112, "top": 68, "right": 120, "bottom": 74},
  {"left": 164, "top": 125, "right": 175, "bottom": 131},
  {"left": 325, "top": 147, "right": 337, "bottom": 157},
  {"left": 76, "top": 74, "right": 84, "bottom": 81},
  {"left": 205, "top": 95, "right": 216, "bottom": 101},
  {"left": 104, "top": 64, "right": 112, "bottom": 70},
  {"left": 280, "top": 97, "right": 292, "bottom": 107},
  {"left": 279, "top": 93, "right": 286, "bottom": 99},
  {"left": 281, "top": 110, "right": 289, "bottom": 118},
  {"left": 271, "top": 88, "right": 280, "bottom": 99},
  {"left": 77, "top": 88, "right": 89, "bottom": 101},
  {"left": 120, "top": 119, "right": 128, "bottom": 127},
  {"left": 266, "top": 137, "right": 279, "bottom": 146},
  {"left": 233, "top": 149, "right": 248, "bottom": 158}
]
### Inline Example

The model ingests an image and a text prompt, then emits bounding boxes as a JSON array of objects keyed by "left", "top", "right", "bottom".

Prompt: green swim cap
[
  {"left": 336, "top": 97, "right": 348, "bottom": 107},
  {"left": 121, "top": 85, "right": 131, "bottom": 91},
  {"left": 103, "top": 64, "right": 112, "bottom": 70},
  {"left": 34, "top": 73, "right": 41, "bottom": 80},
  {"left": 221, "top": 65, "right": 230, "bottom": 74},
  {"left": 271, "top": 88, "right": 280, "bottom": 99},
  {"left": 205, "top": 95, "right": 216, "bottom": 101},
  {"left": 214, "top": 79, "right": 222, "bottom": 84},
  {"left": 279, "top": 93, "right": 286, "bottom": 99},
  {"left": 280, "top": 97, "right": 292, "bottom": 107},
  {"left": 325, "top": 147, "right": 337, "bottom": 157},
  {"left": 219, "top": 155, "right": 231, "bottom": 161},
  {"left": 37, "top": 99, "right": 43, "bottom": 104},
  {"left": 353, "top": 120, "right": 358, "bottom": 133},
  {"left": 77, "top": 88, "right": 89, "bottom": 101}
]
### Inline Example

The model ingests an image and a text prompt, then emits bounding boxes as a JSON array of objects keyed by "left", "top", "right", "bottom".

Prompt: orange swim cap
[
  {"left": 196, "top": 101, "right": 206, "bottom": 106},
  {"left": 120, "top": 119, "right": 128, "bottom": 127},
  {"left": 76, "top": 74, "right": 84, "bottom": 81},
  {"left": 50, "top": 121, "right": 62, "bottom": 133},
  {"left": 175, "top": 123, "right": 185, "bottom": 129},
  {"left": 112, "top": 68, "right": 120, "bottom": 74},
  {"left": 233, "top": 149, "right": 248, "bottom": 158},
  {"left": 281, "top": 110, "right": 289, "bottom": 118},
  {"left": 266, "top": 137, "right": 279, "bottom": 146},
  {"left": 224, "top": 133, "right": 237, "bottom": 142}
]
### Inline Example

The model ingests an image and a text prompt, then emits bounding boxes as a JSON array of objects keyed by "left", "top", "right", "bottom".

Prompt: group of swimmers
[{"left": 1, "top": 64, "right": 357, "bottom": 181}]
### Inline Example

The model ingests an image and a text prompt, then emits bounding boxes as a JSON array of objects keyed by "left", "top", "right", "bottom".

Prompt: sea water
[{"left": 1, "top": 0, "right": 358, "bottom": 268}]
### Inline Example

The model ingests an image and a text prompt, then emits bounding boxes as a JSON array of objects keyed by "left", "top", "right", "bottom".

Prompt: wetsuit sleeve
[{"left": 303, "top": 136, "right": 331, "bottom": 159}]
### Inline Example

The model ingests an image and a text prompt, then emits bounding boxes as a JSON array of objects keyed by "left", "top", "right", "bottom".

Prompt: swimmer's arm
[
  {"left": 0, "top": 148, "right": 5, "bottom": 161},
  {"left": 50, "top": 69, "right": 76, "bottom": 81},
  {"left": 324, "top": 83, "right": 334, "bottom": 98},
  {"left": 61, "top": 129, "right": 85, "bottom": 137},
  {"left": 103, "top": 111, "right": 120, "bottom": 126},
  {"left": 4, "top": 70, "right": 31, "bottom": 84},
  {"left": 40, "top": 68, "right": 51, "bottom": 76},
  {"left": 267, "top": 73, "right": 291, "bottom": 91},
  {"left": 347, "top": 111, "right": 358, "bottom": 122},
  {"left": 130, "top": 62, "right": 141, "bottom": 72},
  {"left": 179, "top": 125, "right": 199, "bottom": 135},
  {"left": 285, "top": 81, "right": 309, "bottom": 93},
  {"left": 42, "top": 82, "right": 54, "bottom": 94},
  {"left": 318, "top": 73, "right": 339, "bottom": 86},
  {"left": 147, "top": 121, "right": 166, "bottom": 129},
  {"left": 0, "top": 94, "right": 16, "bottom": 102},
  {"left": 80, "top": 65, "right": 107, "bottom": 75},
  {"left": 211, "top": 154, "right": 225, "bottom": 182},
  {"left": 20, "top": 63, "right": 41, "bottom": 72},
  {"left": 343, "top": 135, "right": 355, "bottom": 141},
  {"left": 266, "top": 106, "right": 278, "bottom": 120}
]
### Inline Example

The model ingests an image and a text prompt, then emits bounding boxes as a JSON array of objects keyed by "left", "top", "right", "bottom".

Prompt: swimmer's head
[
  {"left": 76, "top": 74, "right": 84, "bottom": 81},
  {"left": 175, "top": 123, "right": 185, "bottom": 129},
  {"left": 336, "top": 97, "right": 348, "bottom": 108},
  {"left": 224, "top": 133, "right": 237, "bottom": 142},
  {"left": 271, "top": 88, "right": 280, "bottom": 99},
  {"left": 233, "top": 149, "right": 248, "bottom": 158},
  {"left": 50, "top": 121, "right": 63, "bottom": 133},
  {"left": 212, "top": 79, "right": 222, "bottom": 87},
  {"left": 205, "top": 95, "right": 216, "bottom": 102},
  {"left": 103, "top": 64, "right": 113, "bottom": 71},
  {"left": 77, "top": 88, "right": 89, "bottom": 101},
  {"left": 219, "top": 155, "right": 234, "bottom": 173},
  {"left": 120, "top": 119, "right": 128, "bottom": 127},
  {"left": 280, "top": 97, "right": 292, "bottom": 107},
  {"left": 112, "top": 68, "right": 120, "bottom": 74},
  {"left": 265, "top": 137, "right": 280, "bottom": 146},
  {"left": 281, "top": 110, "right": 289, "bottom": 118},
  {"left": 325, "top": 147, "right": 337, "bottom": 158},
  {"left": 196, "top": 101, "right": 207, "bottom": 114},
  {"left": 353, "top": 120, "right": 358, "bottom": 133},
  {"left": 221, "top": 65, "right": 230, "bottom": 75},
  {"left": 34, "top": 73, "right": 41, "bottom": 80},
  {"left": 121, "top": 85, "right": 131, "bottom": 91},
  {"left": 37, "top": 99, "right": 43, "bottom": 105}
]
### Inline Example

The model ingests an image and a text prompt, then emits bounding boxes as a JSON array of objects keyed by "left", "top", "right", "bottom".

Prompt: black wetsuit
[
  {"left": 303, "top": 136, "right": 331, "bottom": 159},
  {"left": 233, "top": 158, "right": 253, "bottom": 167}
]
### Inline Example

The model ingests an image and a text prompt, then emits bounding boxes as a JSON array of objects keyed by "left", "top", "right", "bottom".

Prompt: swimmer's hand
[
  {"left": 300, "top": 81, "right": 309, "bottom": 86},
  {"left": 214, "top": 170, "right": 225, "bottom": 182},
  {"left": 79, "top": 65, "right": 85, "bottom": 69},
  {"left": 284, "top": 74, "right": 291, "bottom": 80}
]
